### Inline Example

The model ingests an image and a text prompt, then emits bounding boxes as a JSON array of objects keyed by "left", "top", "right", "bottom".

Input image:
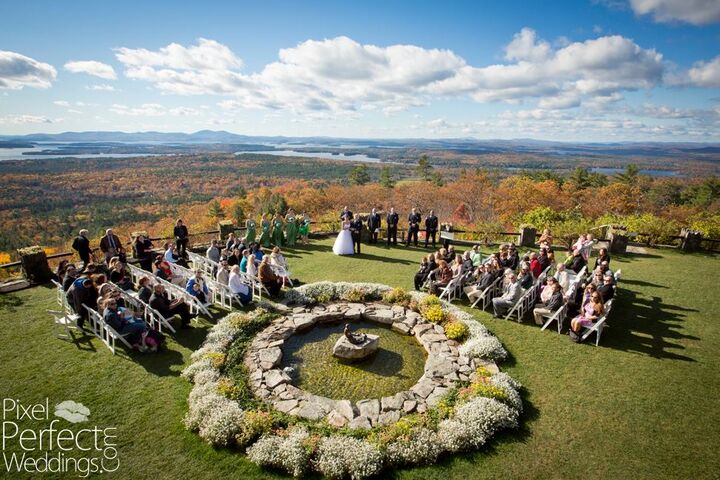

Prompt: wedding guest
[
  {"left": 229, "top": 265, "right": 253, "bottom": 305},
  {"left": 174, "top": 219, "right": 189, "bottom": 257},
  {"left": 258, "top": 256, "right": 282, "bottom": 296},
  {"left": 99, "top": 228, "right": 122, "bottom": 264},
  {"left": 424, "top": 210, "right": 439, "bottom": 248},
  {"left": 570, "top": 290, "right": 604, "bottom": 334},
  {"left": 594, "top": 247, "right": 611, "bottom": 270},
  {"left": 533, "top": 281, "right": 564, "bottom": 325},
  {"left": 134, "top": 234, "right": 154, "bottom": 271},
  {"left": 72, "top": 229, "right": 92, "bottom": 270},
  {"left": 492, "top": 271, "right": 523, "bottom": 317},
  {"left": 137, "top": 276, "right": 153, "bottom": 303},
  {"left": 185, "top": 270, "right": 209, "bottom": 304},
  {"left": 216, "top": 259, "right": 230, "bottom": 286},
  {"left": 206, "top": 239, "right": 221, "bottom": 263},
  {"left": 429, "top": 260, "right": 453, "bottom": 295},
  {"left": 150, "top": 284, "right": 194, "bottom": 329}
]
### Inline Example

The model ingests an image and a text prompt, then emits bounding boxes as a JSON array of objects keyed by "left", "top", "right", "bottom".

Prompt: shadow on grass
[
  {"left": 351, "top": 252, "right": 415, "bottom": 265},
  {"left": 133, "top": 345, "right": 188, "bottom": 377},
  {"left": 0, "top": 292, "right": 24, "bottom": 312},
  {"left": 601, "top": 289, "right": 699, "bottom": 362}
]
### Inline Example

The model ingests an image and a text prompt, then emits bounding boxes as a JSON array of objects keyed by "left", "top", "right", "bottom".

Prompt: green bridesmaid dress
[
  {"left": 259, "top": 220, "right": 271, "bottom": 248},
  {"left": 285, "top": 215, "right": 297, "bottom": 247},
  {"left": 271, "top": 218, "right": 285, "bottom": 247},
  {"left": 245, "top": 219, "right": 257, "bottom": 244}
]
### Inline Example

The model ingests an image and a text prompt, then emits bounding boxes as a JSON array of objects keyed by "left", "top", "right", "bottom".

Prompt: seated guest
[
  {"left": 570, "top": 250, "right": 586, "bottom": 274},
  {"left": 464, "top": 264, "right": 496, "bottom": 302},
  {"left": 258, "top": 256, "right": 282, "bottom": 296},
  {"left": 62, "top": 264, "right": 79, "bottom": 291},
  {"left": 597, "top": 274, "right": 616, "bottom": 302},
  {"left": 533, "top": 281, "right": 564, "bottom": 325},
  {"left": 507, "top": 244, "right": 519, "bottom": 271},
  {"left": 414, "top": 255, "right": 431, "bottom": 290},
  {"left": 436, "top": 248, "right": 447, "bottom": 264},
  {"left": 227, "top": 248, "right": 242, "bottom": 267},
  {"left": 570, "top": 291, "right": 604, "bottom": 334},
  {"left": 239, "top": 250, "right": 249, "bottom": 273},
  {"left": 555, "top": 263, "right": 573, "bottom": 292},
  {"left": 137, "top": 276, "right": 153, "bottom": 303},
  {"left": 537, "top": 276, "right": 559, "bottom": 305},
  {"left": 253, "top": 245, "right": 265, "bottom": 262},
  {"left": 247, "top": 254, "right": 258, "bottom": 277},
  {"left": 470, "top": 245, "right": 483, "bottom": 267},
  {"left": 185, "top": 270, "right": 210, "bottom": 304},
  {"left": 163, "top": 242, "right": 178, "bottom": 264},
  {"left": 110, "top": 262, "right": 134, "bottom": 290},
  {"left": 492, "top": 271, "right": 523, "bottom": 318},
  {"left": 451, "top": 254, "right": 464, "bottom": 278},
  {"left": 226, "top": 232, "right": 239, "bottom": 252},
  {"left": 103, "top": 297, "right": 164, "bottom": 351},
  {"left": 594, "top": 247, "right": 611, "bottom": 270},
  {"left": 270, "top": 247, "right": 293, "bottom": 287},
  {"left": 216, "top": 259, "right": 230, "bottom": 286},
  {"left": 430, "top": 260, "right": 453, "bottom": 295},
  {"left": 518, "top": 264, "right": 534, "bottom": 290},
  {"left": 529, "top": 252, "right": 542, "bottom": 278},
  {"left": 149, "top": 284, "right": 193, "bottom": 329},
  {"left": 538, "top": 249, "right": 551, "bottom": 273},
  {"left": 597, "top": 260, "right": 613, "bottom": 279},
  {"left": 228, "top": 265, "right": 253, "bottom": 305},
  {"left": 206, "top": 239, "right": 221, "bottom": 263},
  {"left": 461, "top": 251, "right": 474, "bottom": 274},
  {"left": 444, "top": 245, "right": 455, "bottom": 263},
  {"left": 134, "top": 234, "right": 154, "bottom": 271},
  {"left": 153, "top": 259, "right": 175, "bottom": 284}
]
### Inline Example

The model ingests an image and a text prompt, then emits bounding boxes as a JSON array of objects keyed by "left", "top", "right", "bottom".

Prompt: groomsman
[
  {"left": 349, "top": 214, "right": 363, "bottom": 254},
  {"left": 386, "top": 207, "right": 399, "bottom": 246},
  {"left": 367, "top": 208, "right": 381, "bottom": 244},
  {"left": 425, "top": 210, "right": 439, "bottom": 248},
  {"left": 406, "top": 208, "right": 421, "bottom": 247}
]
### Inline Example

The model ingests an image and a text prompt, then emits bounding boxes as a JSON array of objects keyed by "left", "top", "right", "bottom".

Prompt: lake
[
  {"left": 235, "top": 149, "right": 381, "bottom": 163},
  {"left": 590, "top": 167, "right": 680, "bottom": 177}
]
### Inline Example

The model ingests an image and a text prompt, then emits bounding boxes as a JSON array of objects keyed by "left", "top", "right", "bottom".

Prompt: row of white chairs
[
  {"left": 188, "top": 251, "right": 269, "bottom": 301},
  {"left": 126, "top": 264, "right": 213, "bottom": 318}
]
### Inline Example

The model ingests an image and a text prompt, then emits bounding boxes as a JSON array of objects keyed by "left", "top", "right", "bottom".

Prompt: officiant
[{"left": 367, "top": 208, "right": 381, "bottom": 244}]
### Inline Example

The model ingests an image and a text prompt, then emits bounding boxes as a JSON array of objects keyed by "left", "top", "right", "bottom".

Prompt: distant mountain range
[{"left": 1, "top": 130, "right": 719, "bottom": 156}]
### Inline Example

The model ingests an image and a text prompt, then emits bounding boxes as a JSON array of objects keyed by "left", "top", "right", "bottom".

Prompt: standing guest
[
  {"left": 533, "top": 281, "right": 564, "bottom": 325},
  {"left": 424, "top": 210, "right": 439, "bottom": 248},
  {"left": 406, "top": 207, "right": 421, "bottom": 247},
  {"left": 259, "top": 214, "right": 272, "bottom": 248},
  {"left": 174, "top": 219, "right": 189, "bottom": 257},
  {"left": 298, "top": 212, "right": 311, "bottom": 244},
  {"left": 367, "top": 208, "right": 381, "bottom": 245},
  {"left": 271, "top": 213, "right": 285, "bottom": 247},
  {"left": 285, "top": 209, "right": 298, "bottom": 247},
  {"left": 185, "top": 270, "right": 209, "bottom": 305},
  {"left": 350, "top": 214, "right": 363, "bottom": 254},
  {"left": 538, "top": 228, "right": 553, "bottom": 249},
  {"left": 258, "top": 256, "right": 282, "bottom": 296},
  {"left": 492, "top": 272, "right": 523, "bottom": 318},
  {"left": 150, "top": 284, "right": 194, "bottom": 329},
  {"left": 72, "top": 229, "right": 92, "bottom": 270},
  {"left": 228, "top": 265, "right": 253, "bottom": 305},
  {"left": 99, "top": 228, "right": 122, "bottom": 264},
  {"left": 245, "top": 217, "right": 257, "bottom": 244},
  {"left": 206, "top": 239, "right": 221, "bottom": 263},
  {"left": 216, "top": 259, "right": 230, "bottom": 286},
  {"left": 386, "top": 207, "right": 399, "bottom": 246},
  {"left": 66, "top": 277, "right": 98, "bottom": 329},
  {"left": 137, "top": 276, "right": 153, "bottom": 303},
  {"left": 134, "top": 234, "right": 154, "bottom": 271}
]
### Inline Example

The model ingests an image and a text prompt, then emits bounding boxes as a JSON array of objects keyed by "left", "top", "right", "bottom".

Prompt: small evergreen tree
[
  {"left": 379, "top": 166, "right": 395, "bottom": 189},
  {"left": 208, "top": 200, "right": 225, "bottom": 219},
  {"left": 416, "top": 155, "right": 432, "bottom": 181},
  {"left": 349, "top": 164, "right": 370, "bottom": 185}
]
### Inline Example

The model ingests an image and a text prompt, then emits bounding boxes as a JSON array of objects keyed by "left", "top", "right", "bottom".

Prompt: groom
[{"left": 349, "top": 214, "right": 363, "bottom": 254}]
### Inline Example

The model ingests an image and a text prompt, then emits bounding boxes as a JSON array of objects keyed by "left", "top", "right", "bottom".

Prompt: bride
[{"left": 333, "top": 215, "right": 355, "bottom": 255}]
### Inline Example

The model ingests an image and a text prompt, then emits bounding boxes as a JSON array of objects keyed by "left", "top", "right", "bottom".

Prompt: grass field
[{"left": 0, "top": 239, "right": 718, "bottom": 479}]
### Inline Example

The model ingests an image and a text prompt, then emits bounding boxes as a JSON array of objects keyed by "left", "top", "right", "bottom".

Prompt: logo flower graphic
[{"left": 54, "top": 400, "right": 90, "bottom": 423}]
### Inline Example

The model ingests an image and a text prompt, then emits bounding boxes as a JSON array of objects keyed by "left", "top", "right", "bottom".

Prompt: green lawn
[{"left": 0, "top": 239, "right": 718, "bottom": 479}]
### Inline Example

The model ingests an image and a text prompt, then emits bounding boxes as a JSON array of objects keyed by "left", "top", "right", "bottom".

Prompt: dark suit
[
  {"left": 406, "top": 213, "right": 421, "bottom": 246},
  {"left": 72, "top": 235, "right": 92, "bottom": 267},
  {"left": 367, "top": 213, "right": 381, "bottom": 244},
  {"left": 150, "top": 292, "right": 192, "bottom": 327},
  {"left": 174, "top": 225, "right": 189, "bottom": 255},
  {"left": 386, "top": 212, "right": 399, "bottom": 245},
  {"left": 424, "top": 215, "right": 438, "bottom": 248},
  {"left": 99, "top": 234, "right": 122, "bottom": 263},
  {"left": 350, "top": 218, "right": 363, "bottom": 254}
]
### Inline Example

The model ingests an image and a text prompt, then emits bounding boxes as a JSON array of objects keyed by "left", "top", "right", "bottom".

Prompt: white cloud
[
  {"left": 504, "top": 28, "right": 551, "bottom": 62},
  {"left": 0, "top": 114, "right": 58, "bottom": 124},
  {"left": 687, "top": 56, "right": 720, "bottom": 87},
  {"left": 115, "top": 38, "right": 242, "bottom": 71},
  {"left": 64, "top": 60, "right": 117, "bottom": 79},
  {"left": 86, "top": 83, "right": 116, "bottom": 91},
  {"left": 629, "top": 0, "right": 720, "bottom": 25},
  {"left": 109, "top": 103, "right": 200, "bottom": 116},
  {"left": 0, "top": 50, "right": 57, "bottom": 90},
  {"left": 53, "top": 100, "right": 70, "bottom": 107}
]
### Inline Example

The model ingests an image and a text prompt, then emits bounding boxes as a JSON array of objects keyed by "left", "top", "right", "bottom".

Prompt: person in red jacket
[{"left": 529, "top": 252, "right": 542, "bottom": 278}]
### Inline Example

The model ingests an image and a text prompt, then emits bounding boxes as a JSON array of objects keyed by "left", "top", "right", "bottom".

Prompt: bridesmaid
[
  {"left": 298, "top": 211, "right": 310, "bottom": 244},
  {"left": 271, "top": 212, "right": 285, "bottom": 247},
  {"left": 285, "top": 209, "right": 297, "bottom": 247},
  {"left": 245, "top": 217, "right": 257, "bottom": 244},
  {"left": 259, "top": 214, "right": 272, "bottom": 248}
]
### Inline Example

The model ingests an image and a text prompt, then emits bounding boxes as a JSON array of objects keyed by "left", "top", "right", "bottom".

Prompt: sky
[{"left": 0, "top": 0, "right": 719, "bottom": 141}]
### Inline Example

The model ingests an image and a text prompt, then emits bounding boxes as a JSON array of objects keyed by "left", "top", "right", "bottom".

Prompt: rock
[
  {"left": 295, "top": 401, "right": 328, "bottom": 420},
  {"left": 293, "top": 314, "right": 316, "bottom": 331},
  {"left": 391, "top": 305, "right": 406, "bottom": 314},
  {"left": 344, "top": 308, "right": 362, "bottom": 321},
  {"left": 348, "top": 416, "right": 372, "bottom": 430},
  {"left": 416, "top": 402, "right": 427, "bottom": 414},
  {"left": 426, "top": 386, "right": 450, "bottom": 407},
  {"left": 332, "top": 334, "right": 379, "bottom": 360},
  {"left": 422, "top": 333, "right": 448, "bottom": 343},
  {"left": 357, "top": 399, "right": 380, "bottom": 423},
  {"left": 381, "top": 395, "right": 403, "bottom": 412},
  {"left": 425, "top": 356, "right": 457, "bottom": 377},
  {"left": 377, "top": 410, "right": 401, "bottom": 426},
  {"left": 364, "top": 309, "right": 395, "bottom": 325},
  {"left": 335, "top": 400, "right": 355, "bottom": 421},
  {"left": 475, "top": 359, "right": 500, "bottom": 375},
  {"left": 292, "top": 306, "right": 307, "bottom": 313},
  {"left": 413, "top": 323, "right": 434, "bottom": 336},
  {"left": 258, "top": 347, "right": 282, "bottom": 369},
  {"left": 391, "top": 322, "right": 412, "bottom": 335},
  {"left": 327, "top": 410, "right": 349, "bottom": 427},
  {"left": 264, "top": 369, "right": 291, "bottom": 389},
  {"left": 403, "top": 400, "right": 417, "bottom": 413},
  {"left": 433, "top": 325, "right": 445, "bottom": 334},
  {"left": 274, "top": 399, "right": 298, "bottom": 413},
  {"left": 411, "top": 377, "right": 436, "bottom": 399},
  {"left": 272, "top": 383, "right": 287, "bottom": 394}
]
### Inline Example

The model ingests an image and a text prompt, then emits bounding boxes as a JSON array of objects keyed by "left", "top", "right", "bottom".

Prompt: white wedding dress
[{"left": 333, "top": 221, "right": 355, "bottom": 255}]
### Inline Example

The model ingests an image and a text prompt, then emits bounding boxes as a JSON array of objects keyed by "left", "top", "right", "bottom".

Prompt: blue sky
[{"left": 1, "top": 0, "right": 719, "bottom": 141}]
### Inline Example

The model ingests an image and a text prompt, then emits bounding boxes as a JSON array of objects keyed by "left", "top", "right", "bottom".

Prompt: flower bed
[{"left": 183, "top": 282, "right": 522, "bottom": 479}]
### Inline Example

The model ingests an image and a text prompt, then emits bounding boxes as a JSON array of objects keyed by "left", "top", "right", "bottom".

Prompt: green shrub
[
  {"left": 342, "top": 287, "right": 369, "bottom": 303},
  {"left": 204, "top": 352, "right": 226, "bottom": 369},
  {"left": 217, "top": 378, "right": 240, "bottom": 399},
  {"left": 382, "top": 287, "right": 412, "bottom": 306},
  {"left": 235, "top": 410, "right": 275, "bottom": 448}
]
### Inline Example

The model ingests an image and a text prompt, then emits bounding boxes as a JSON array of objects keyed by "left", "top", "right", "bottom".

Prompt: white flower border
[{"left": 182, "top": 282, "right": 523, "bottom": 479}]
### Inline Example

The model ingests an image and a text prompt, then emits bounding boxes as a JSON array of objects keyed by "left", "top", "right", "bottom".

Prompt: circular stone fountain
[{"left": 244, "top": 301, "right": 477, "bottom": 427}]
